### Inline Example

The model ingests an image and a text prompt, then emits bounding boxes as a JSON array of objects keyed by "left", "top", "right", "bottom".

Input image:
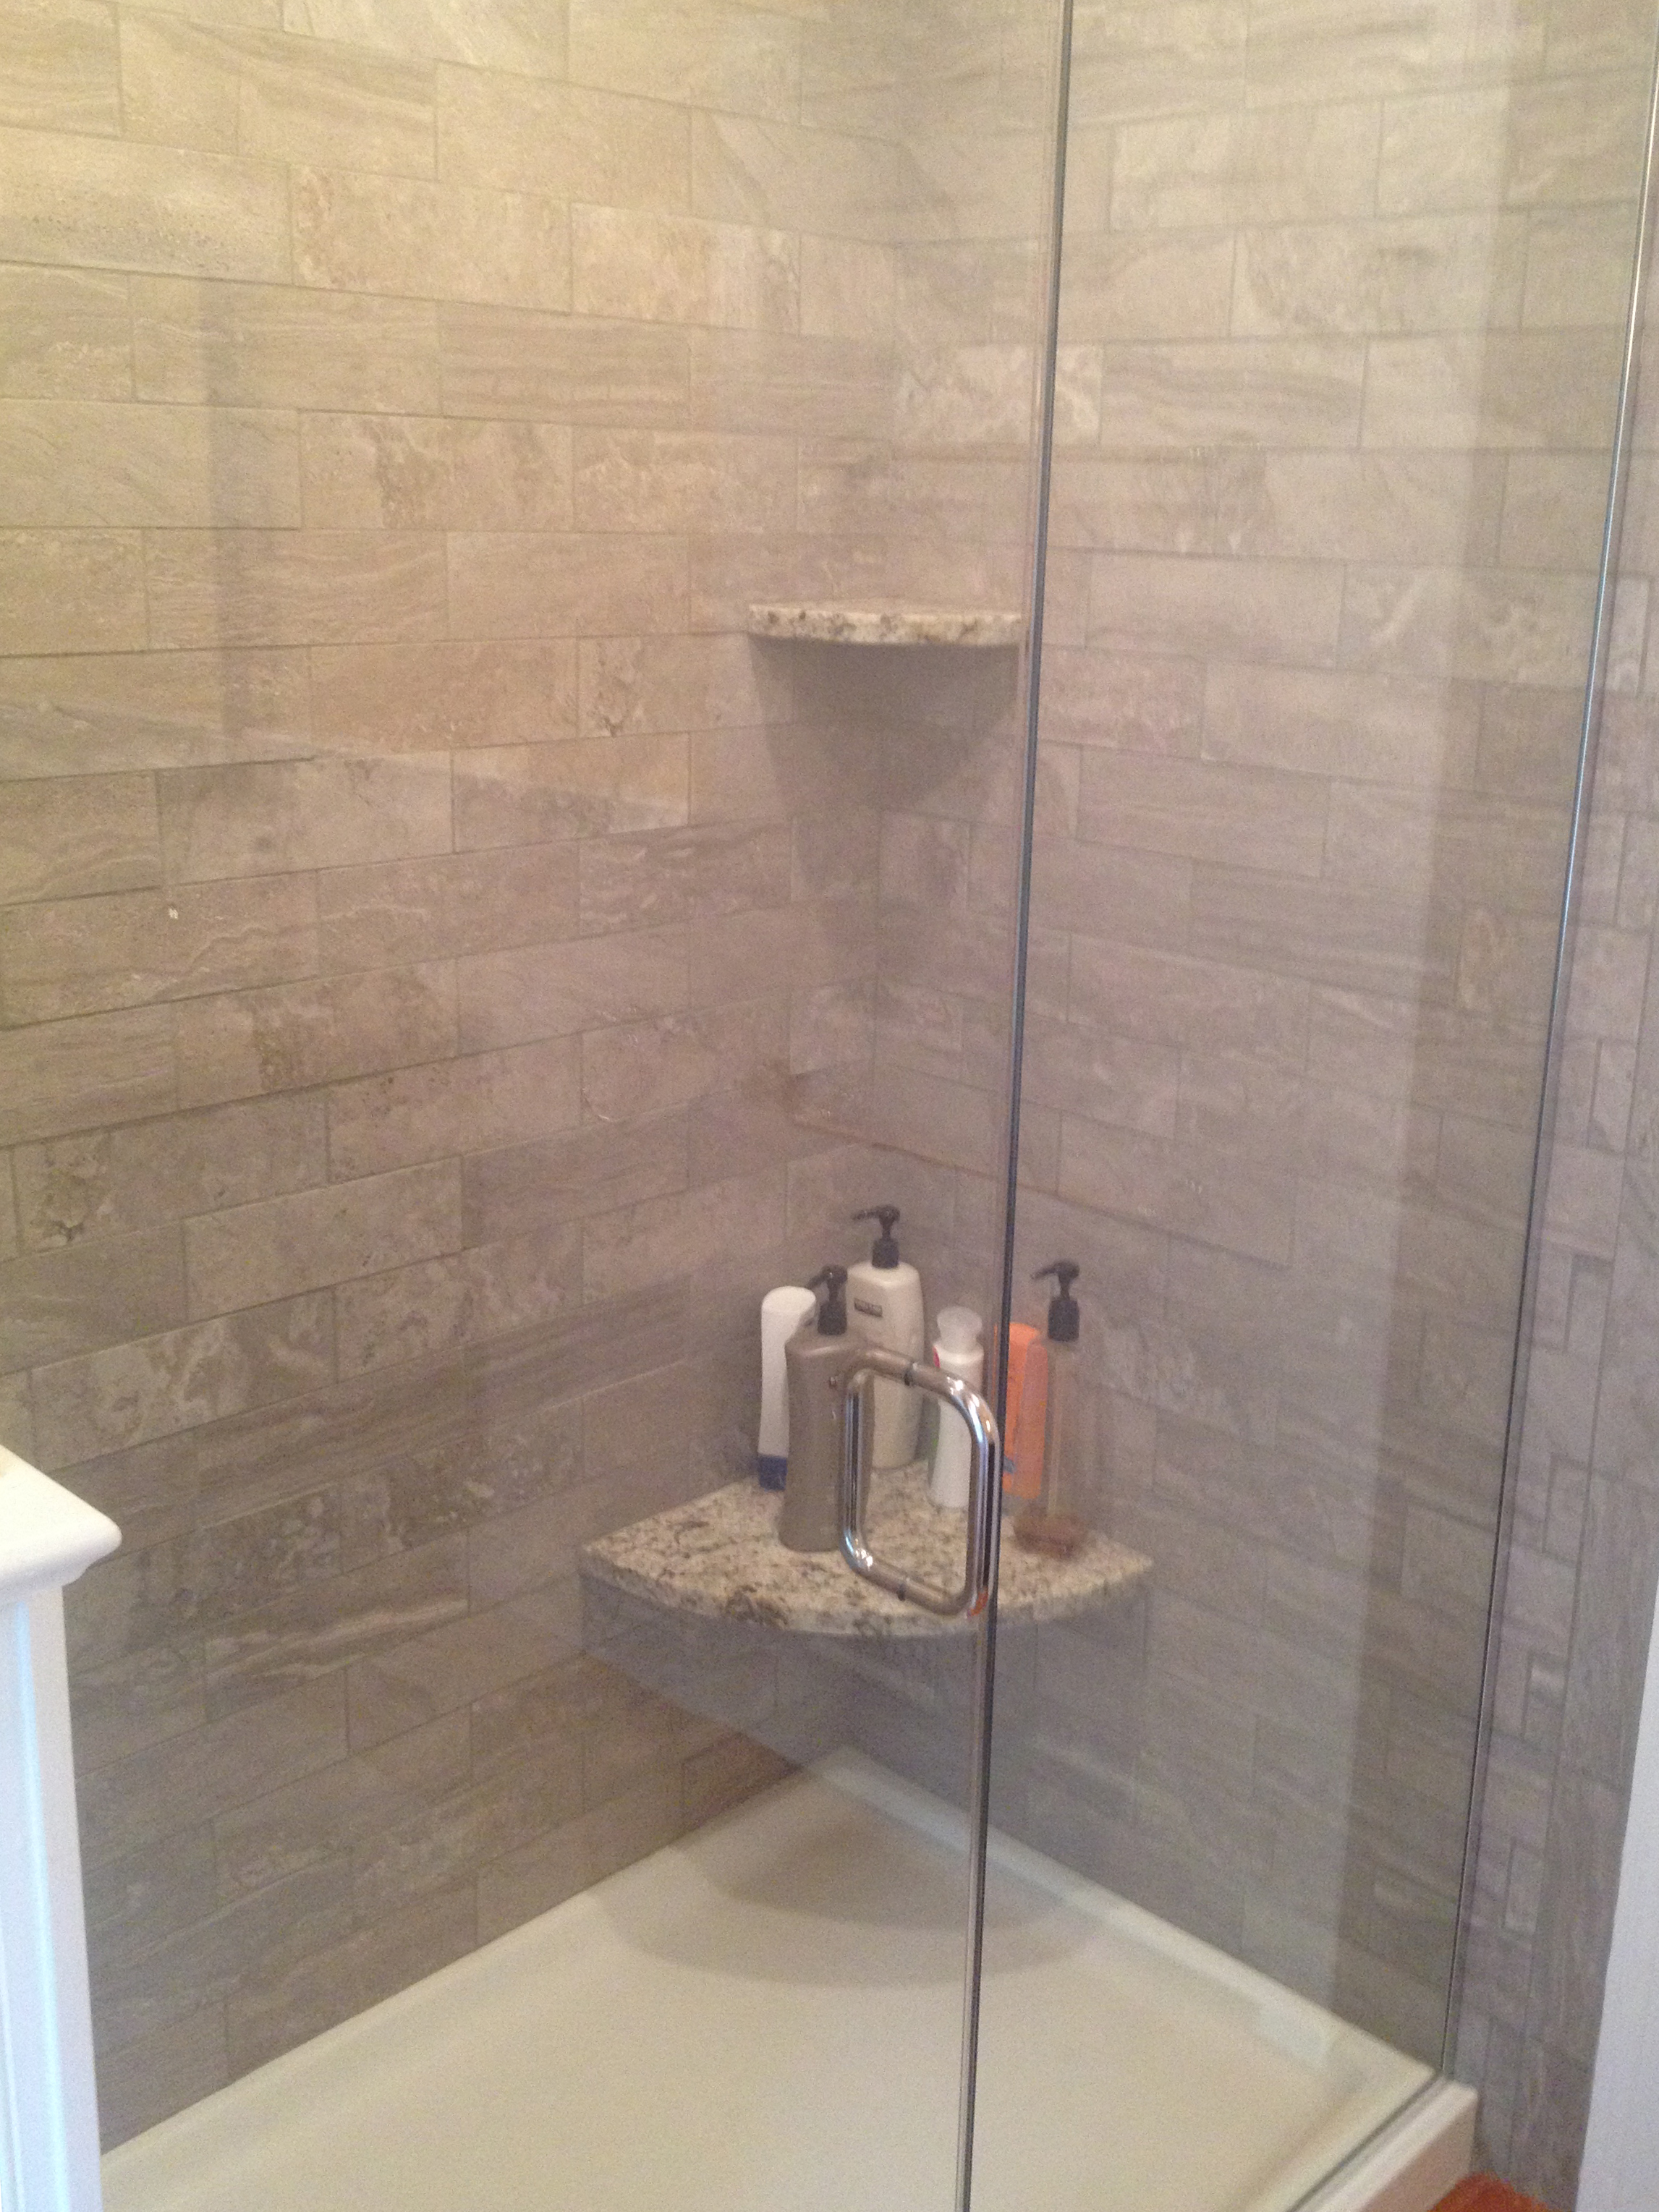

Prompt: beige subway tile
[
  {"left": 0, "top": 1369, "right": 32, "bottom": 1457},
  {"left": 899, "top": 125, "right": 1045, "bottom": 247},
  {"left": 0, "top": 1226, "right": 184, "bottom": 1371},
  {"left": 1090, "top": 338, "right": 1365, "bottom": 450},
  {"left": 326, "top": 1039, "right": 580, "bottom": 1179},
  {"left": 122, "top": 14, "right": 436, "bottom": 174},
  {"left": 1030, "top": 836, "right": 1192, "bottom": 946},
  {"left": 1069, "top": 939, "right": 1310, "bottom": 1068},
  {"left": 224, "top": 1885, "right": 472, "bottom": 2079},
  {"left": 335, "top": 1225, "right": 580, "bottom": 1377},
  {"left": 1500, "top": 453, "right": 1616, "bottom": 571},
  {"left": 579, "top": 634, "right": 772, "bottom": 741},
  {"left": 579, "top": 822, "right": 791, "bottom": 934},
  {"left": 352, "top": 1740, "right": 580, "bottom": 1918},
  {"left": 476, "top": 1769, "right": 681, "bottom": 1941},
  {"left": 1221, "top": 450, "right": 1501, "bottom": 565},
  {"left": 0, "top": 266, "right": 132, "bottom": 400},
  {"left": 1546, "top": 0, "right": 1655, "bottom": 73},
  {"left": 1039, "top": 648, "right": 1205, "bottom": 754},
  {"left": 1306, "top": 988, "right": 1547, "bottom": 1123},
  {"left": 1014, "top": 1011, "right": 1181, "bottom": 1136},
  {"left": 581, "top": 999, "right": 784, "bottom": 1126},
  {"left": 568, "top": 0, "right": 797, "bottom": 117},
  {"left": 463, "top": 1114, "right": 687, "bottom": 1241},
  {"left": 453, "top": 736, "right": 685, "bottom": 849},
  {"left": 283, "top": 0, "right": 566, "bottom": 76},
  {"left": 147, "top": 529, "right": 446, "bottom": 650},
  {"left": 0, "top": 649, "right": 308, "bottom": 780},
  {"left": 300, "top": 413, "right": 572, "bottom": 532},
  {"left": 0, "top": 1007, "right": 176, "bottom": 1146},
  {"left": 457, "top": 928, "right": 687, "bottom": 1051},
  {"left": 1339, "top": 563, "right": 1596, "bottom": 686},
  {"left": 317, "top": 846, "right": 578, "bottom": 973},
  {"left": 14, "top": 1094, "right": 326, "bottom": 1251},
  {"left": 1362, "top": 330, "right": 1626, "bottom": 449},
  {"left": 692, "top": 109, "right": 899, "bottom": 239},
  {"left": 797, "top": 441, "right": 990, "bottom": 538},
  {"left": 1066, "top": 2, "right": 1246, "bottom": 129},
  {"left": 0, "top": 877, "right": 317, "bottom": 1024},
  {"left": 292, "top": 166, "right": 568, "bottom": 310},
  {"left": 436, "top": 302, "right": 687, "bottom": 427},
  {"left": 0, "top": 529, "right": 145, "bottom": 655},
  {"left": 1075, "top": 751, "right": 1328, "bottom": 876},
  {"left": 1243, "top": 0, "right": 1468, "bottom": 103},
  {"left": 1236, "top": 215, "right": 1527, "bottom": 337},
  {"left": 1058, "top": 1115, "right": 1294, "bottom": 1264},
  {"left": 311, "top": 640, "right": 574, "bottom": 759},
  {"left": 572, "top": 428, "right": 794, "bottom": 535},
  {"left": 0, "top": 130, "right": 288, "bottom": 280},
  {"left": 1113, "top": 101, "right": 1378, "bottom": 229},
  {"left": 1507, "top": 71, "right": 1649, "bottom": 207},
  {"left": 572, "top": 204, "right": 797, "bottom": 333},
  {"left": 173, "top": 962, "right": 456, "bottom": 1107},
  {"left": 95, "top": 2008, "right": 228, "bottom": 2151},
  {"left": 581, "top": 1164, "right": 785, "bottom": 1300},
  {"left": 1456, "top": 903, "right": 1561, "bottom": 1025},
  {"left": 1203, "top": 663, "right": 1479, "bottom": 785},
  {"left": 31, "top": 1292, "right": 333, "bottom": 1468},
  {"left": 0, "top": 399, "right": 298, "bottom": 529},
  {"left": 437, "top": 64, "right": 686, "bottom": 207},
  {"left": 158, "top": 754, "right": 450, "bottom": 880},
  {"left": 133, "top": 277, "right": 439, "bottom": 411},
  {"left": 0, "top": 773, "right": 158, "bottom": 903},
  {"left": 0, "top": 0, "right": 119, "bottom": 132},
  {"left": 1056, "top": 229, "right": 1234, "bottom": 346},
  {"left": 1377, "top": 87, "right": 1512, "bottom": 215},
  {"left": 1522, "top": 205, "right": 1642, "bottom": 333},
  {"left": 687, "top": 326, "right": 890, "bottom": 439},
  {"left": 800, "top": 236, "right": 894, "bottom": 346},
  {"left": 1189, "top": 863, "right": 1459, "bottom": 1003},
  {"left": 447, "top": 532, "right": 687, "bottom": 639},
  {"left": 1323, "top": 785, "right": 1569, "bottom": 916},
  {"left": 894, "top": 342, "right": 1037, "bottom": 454},
  {"left": 184, "top": 1157, "right": 459, "bottom": 1316},
  {"left": 1086, "top": 551, "right": 1344, "bottom": 663}
]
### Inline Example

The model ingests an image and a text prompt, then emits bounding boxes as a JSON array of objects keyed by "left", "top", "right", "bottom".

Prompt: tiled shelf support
[{"left": 0, "top": 1448, "right": 120, "bottom": 2212}]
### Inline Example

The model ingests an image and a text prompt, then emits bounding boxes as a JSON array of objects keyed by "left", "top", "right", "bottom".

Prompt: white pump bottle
[{"left": 846, "top": 1206, "right": 925, "bottom": 1468}]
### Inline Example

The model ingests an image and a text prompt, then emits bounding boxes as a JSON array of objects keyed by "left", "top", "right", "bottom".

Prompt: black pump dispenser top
[
  {"left": 853, "top": 1205, "right": 901, "bottom": 1267},
  {"left": 807, "top": 1265, "right": 849, "bottom": 1336},
  {"left": 1035, "top": 1261, "right": 1081, "bottom": 1343}
]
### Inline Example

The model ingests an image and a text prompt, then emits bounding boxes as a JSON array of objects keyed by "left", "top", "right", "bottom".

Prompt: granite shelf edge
[
  {"left": 579, "top": 1471, "right": 1150, "bottom": 1641},
  {"left": 745, "top": 603, "right": 1026, "bottom": 648}
]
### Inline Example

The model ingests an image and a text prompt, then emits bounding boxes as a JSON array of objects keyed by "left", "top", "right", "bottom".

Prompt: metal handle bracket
[{"left": 839, "top": 1348, "right": 1000, "bottom": 1617}]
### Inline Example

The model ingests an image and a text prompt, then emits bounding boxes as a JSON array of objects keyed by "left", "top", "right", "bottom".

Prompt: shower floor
[{"left": 102, "top": 1752, "right": 1446, "bottom": 2212}]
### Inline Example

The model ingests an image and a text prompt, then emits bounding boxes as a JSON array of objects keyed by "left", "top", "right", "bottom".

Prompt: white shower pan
[{"left": 102, "top": 1751, "right": 1472, "bottom": 2212}]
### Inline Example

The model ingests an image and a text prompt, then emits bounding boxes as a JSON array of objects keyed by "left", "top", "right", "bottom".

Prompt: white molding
[
  {"left": 1579, "top": 1574, "right": 1659, "bottom": 2212},
  {"left": 0, "top": 1449, "right": 120, "bottom": 2212},
  {"left": 1299, "top": 2082, "right": 1477, "bottom": 2212}
]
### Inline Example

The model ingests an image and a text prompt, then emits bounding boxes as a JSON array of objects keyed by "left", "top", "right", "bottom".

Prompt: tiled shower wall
[
  {"left": 961, "top": 0, "right": 1654, "bottom": 2077},
  {"left": 0, "top": 0, "right": 1058, "bottom": 2145},
  {"left": 1454, "top": 238, "right": 1659, "bottom": 2202}
]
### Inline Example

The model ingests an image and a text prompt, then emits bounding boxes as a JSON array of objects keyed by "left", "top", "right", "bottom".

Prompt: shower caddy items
[
  {"left": 928, "top": 1307, "right": 985, "bottom": 1510},
  {"left": 1009, "top": 1262, "right": 1087, "bottom": 1560},
  {"left": 779, "top": 1267, "right": 862, "bottom": 1553},
  {"left": 756, "top": 1284, "right": 817, "bottom": 1492},
  {"left": 846, "top": 1207, "right": 926, "bottom": 1468}
]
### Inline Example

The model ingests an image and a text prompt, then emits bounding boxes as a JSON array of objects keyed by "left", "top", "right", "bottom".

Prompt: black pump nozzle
[
  {"left": 806, "top": 1264, "right": 849, "bottom": 1336},
  {"left": 1035, "top": 1261, "right": 1080, "bottom": 1343},
  {"left": 853, "top": 1205, "right": 901, "bottom": 1267}
]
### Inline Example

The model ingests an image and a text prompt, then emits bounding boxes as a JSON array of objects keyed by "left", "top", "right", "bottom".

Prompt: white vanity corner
[{"left": 1, "top": 1446, "right": 120, "bottom": 2212}]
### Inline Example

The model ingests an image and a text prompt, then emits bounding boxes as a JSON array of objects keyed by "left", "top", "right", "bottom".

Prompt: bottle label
[{"left": 853, "top": 1297, "right": 884, "bottom": 1319}]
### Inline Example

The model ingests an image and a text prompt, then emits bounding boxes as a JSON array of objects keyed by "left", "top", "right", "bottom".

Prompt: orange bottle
[{"left": 1002, "top": 1323, "right": 1048, "bottom": 1502}]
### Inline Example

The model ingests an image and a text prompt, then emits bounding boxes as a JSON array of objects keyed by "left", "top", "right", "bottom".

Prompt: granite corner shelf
[
  {"left": 579, "top": 1466, "right": 1149, "bottom": 1640},
  {"left": 744, "top": 602, "right": 1025, "bottom": 649}
]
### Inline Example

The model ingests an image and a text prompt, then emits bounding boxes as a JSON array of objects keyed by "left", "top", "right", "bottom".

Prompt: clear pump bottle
[{"left": 1012, "top": 1261, "right": 1087, "bottom": 1560}]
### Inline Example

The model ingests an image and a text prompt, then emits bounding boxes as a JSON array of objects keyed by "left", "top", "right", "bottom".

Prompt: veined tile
[
  {"left": 1087, "top": 551, "right": 1344, "bottom": 664},
  {"left": 437, "top": 64, "right": 690, "bottom": 208},
  {"left": 1076, "top": 751, "right": 1328, "bottom": 877},
  {"left": 1236, "top": 215, "right": 1527, "bottom": 337},
  {"left": 300, "top": 414, "right": 572, "bottom": 532},
  {"left": 0, "top": 399, "right": 298, "bottom": 529},
  {"left": 0, "top": 530, "right": 145, "bottom": 655},
  {"left": 292, "top": 167, "right": 570, "bottom": 312},
  {"left": 282, "top": 0, "right": 566, "bottom": 77},
  {"left": 0, "top": 0, "right": 119, "bottom": 132},
  {"left": 0, "top": 130, "right": 289, "bottom": 281},
  {"left": 0, "top": 773, "right": 159, "bottom": 904},
  {"left": 457, "top": 928, "right": 688, "bottom": 1050},
  {"left": 147, "top": 531, "right": 446, "bottom": 650},
  {"left": 1202, "top": 662, "right": 1480, "bottom": 784},
  {"left": 1112, "top": 101, "right": 1379, "bottom": 229},
  {"left": 692, "top": 111, "right": 901, "bottom": 240},
  {"left": 0, "top": 650, "right": 309, "bottom": 780},
  {"left": 133, "top": 278, "right": 440, "bottom": 412},
  {"left": 1091, "top": 339, "right": 1365, "bottom": 450},
  {"left": 158, "top": 754, "right": 451, "bottom": 880},
  {"left": 0, "top": 1006, "right": 176, "bottom": 1147},
  {"left": 0, "top": 1226, "right": 184, "bottom": 1372},
  {"left": 334, "top": 1225, "right": 581, "bottom": 1377},
  {"left": 1367, "top": 328, "right": 1628, "bottom": 451},
  {"left": 326, "top": 1038, "right": 581, "bottom": 1178},
  {"left": 572, "top": 429, "right": 794, "bottom": 534},
  {"left": 184, "top": 1158, "right": 461, "bottom": 1316},
  {"left": 572, "top": 205, "right": 797, "bottom": 333},
  {"left": 568, "top": 0, "right": 800, "bottom": 121},
  {"left": 317, "top": 846, "right": 580, "bottom": 973},
  {"left": 437, "top": 302, "right": 687, "bottom": 428},
  {"left": 448, "top": 532, "right": 688, "bottom": 639},
  {"left": 0, "top": 265, "right": 132, "bottom": 400},
  {"left": 311, "top": 640, "right": 576, "bottom": 756},
  {"left": 453, "top": 736, "right": 687, "bottom": 848},
  {"left": 174, "top": 963, "right": 457, "bottom": 1108},
  {"left": 1339, "top": 563, "right": 1597, "bottom": 687},
  {"left": 462, "top": 1114, "right": 688, "bottom": 1241}
]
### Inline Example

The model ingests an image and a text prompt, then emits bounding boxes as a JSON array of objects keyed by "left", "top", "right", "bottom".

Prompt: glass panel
[
  {"left": 973, "top": 0, "right": 1657, "bottom": 2204},
  {"left": 0, "top": 6, "right": 1057, "bottom": 2212}
]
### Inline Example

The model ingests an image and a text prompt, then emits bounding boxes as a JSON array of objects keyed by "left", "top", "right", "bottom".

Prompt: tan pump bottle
[{"left": 780, "top": 1266, "right": 864, "bottom": 1553}]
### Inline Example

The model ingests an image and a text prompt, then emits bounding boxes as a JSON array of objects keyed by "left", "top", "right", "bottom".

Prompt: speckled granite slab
[
  {"left": 580, "top": 1465, "right": 1149, "bottom": 1638},
  {"left": 745, "top": 602, "right": 1025, "bottom": 647}
]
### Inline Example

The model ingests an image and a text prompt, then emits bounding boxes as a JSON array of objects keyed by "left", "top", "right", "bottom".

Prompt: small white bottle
[
  {"left": 758, "top": 1285, "right": 817, "bottom": 1490},
  {"left": 847, "top": 1206, "right": 925, "bottom": 1469},
  {"left": 928, "top": 1307, "right": 984, "bottom": 1510}
]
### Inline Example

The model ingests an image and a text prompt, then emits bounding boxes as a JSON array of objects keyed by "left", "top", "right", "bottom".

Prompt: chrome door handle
[{"left": 839, "top": 1348, "right": 1000, "bottom": 1618}]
